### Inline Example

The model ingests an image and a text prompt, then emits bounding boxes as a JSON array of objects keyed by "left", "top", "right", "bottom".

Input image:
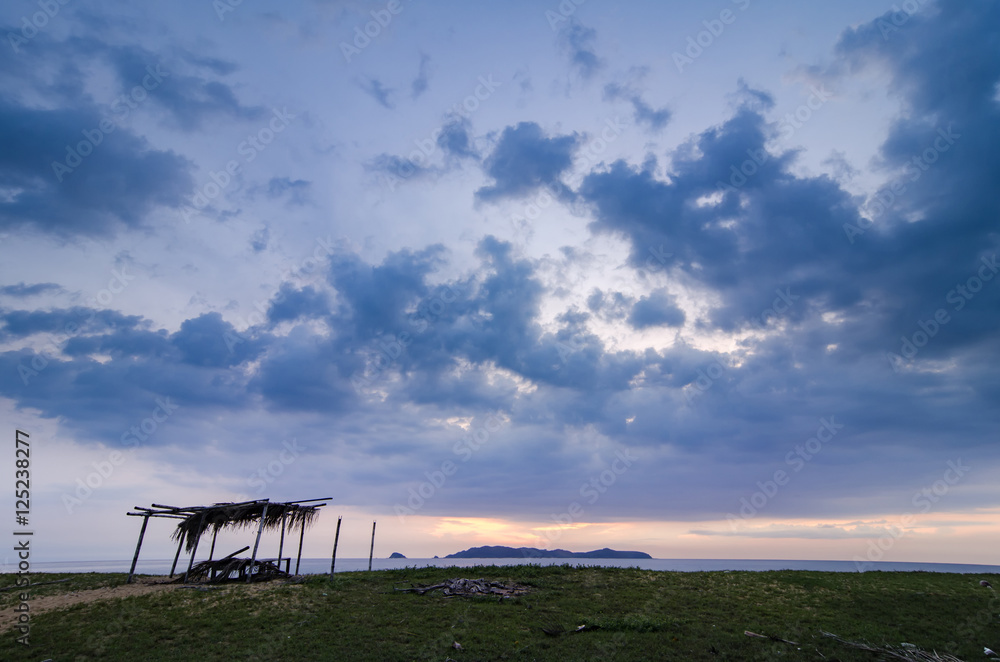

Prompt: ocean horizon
[{"left": 25, "top": 557, "right": 1000, "bottom": 575}]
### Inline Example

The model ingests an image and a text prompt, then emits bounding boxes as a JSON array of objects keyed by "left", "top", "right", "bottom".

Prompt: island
[
  {"left": 389, "top": 552, "right": 406, "bottom": 559},
  {"left": 445, "top": 546, "right": 652, "bottom": 559}
]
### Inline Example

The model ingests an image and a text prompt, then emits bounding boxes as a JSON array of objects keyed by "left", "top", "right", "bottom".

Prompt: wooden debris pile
[{"left": 394, "top": 577, "right": 529, "bottom": 599}]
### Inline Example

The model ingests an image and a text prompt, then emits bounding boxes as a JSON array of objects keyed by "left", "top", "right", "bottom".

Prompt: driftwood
[
  {"left": 820, "top": 631, "right": 965, "bottom": 661},
  {"left": 178, "top": 546, "right": 288, "bottom": 584},
  {"left": 394, "top": 578, "right": 529, "bottom": 599}
]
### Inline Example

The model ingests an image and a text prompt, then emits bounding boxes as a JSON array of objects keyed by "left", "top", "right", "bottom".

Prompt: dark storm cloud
[
  {"left": 0, "top": 31, "right": 268, "bottom": 237},
  {"left": 475, "top": 122, "right": 580, "bottom": 202},
  {"left": 0, "top": 99, "right": 194, "bottom": 237}
]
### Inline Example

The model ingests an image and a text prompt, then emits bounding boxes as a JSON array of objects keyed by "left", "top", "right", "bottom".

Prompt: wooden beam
[
  {"left": 169, "top": 530, "right": 185, "bottom": 578},
  {"left": 277, "top": 513, "right": 287, "bottom": 568},
  {"left": 207, "top": 528, "right": 218, "bottom": 563},
  {"left": 295, "top": 519, "right": 306, "bottom": 575},
  {"left": 247, "top": 500, "right": 269, "bottom": 583},
  {"left": 126, "top": 514, "right": 149, "bottom": 584},
  {"left": 183, "top": 512, "right": 206, "bottom": 583},
  {"left": 329, "top": 516, "right": 342, "bottom": 578},
  {"left": 368, "top": 521, "right": 376, "bottom": 571}
]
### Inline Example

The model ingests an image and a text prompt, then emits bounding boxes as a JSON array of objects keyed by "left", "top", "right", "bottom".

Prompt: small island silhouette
[{"left": 445, "top": 545, "right": 651, "bottom": 559}]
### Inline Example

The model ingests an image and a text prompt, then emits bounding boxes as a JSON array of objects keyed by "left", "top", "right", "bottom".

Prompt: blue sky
[{"left": 2, "top": 0, "right": 999, "bottom": 565}]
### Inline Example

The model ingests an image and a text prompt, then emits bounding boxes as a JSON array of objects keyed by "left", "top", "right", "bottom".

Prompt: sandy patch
[
  {"left": 0, "top": 575, "right": 304, "bottom": 632},
  {"left": 0, "top": 576, "right": 179, "bottom": 632}
]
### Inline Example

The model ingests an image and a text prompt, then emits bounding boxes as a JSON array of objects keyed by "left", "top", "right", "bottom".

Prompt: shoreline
[{"left": 12, "top": 557, "right": 1000, "bottom": 575}]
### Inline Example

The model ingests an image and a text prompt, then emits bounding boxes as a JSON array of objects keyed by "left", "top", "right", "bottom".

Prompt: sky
[{"left": 1, "top": 0, "right": 999, "bottom": 568}]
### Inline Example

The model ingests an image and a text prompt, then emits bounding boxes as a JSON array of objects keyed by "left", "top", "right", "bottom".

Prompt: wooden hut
[{"left": 125, "top": 498, "right": 331, "bottom": 584}]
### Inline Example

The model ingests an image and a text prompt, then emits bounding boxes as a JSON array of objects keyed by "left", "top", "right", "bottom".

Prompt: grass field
[{"left": 1, "top": 565, "right": 998, "bottom": 660}]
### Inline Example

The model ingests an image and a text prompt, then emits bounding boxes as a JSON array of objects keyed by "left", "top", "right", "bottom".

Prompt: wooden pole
[
  {"left": 368, "top": 520, "right": 376, "bottom": 571},
  {"left": 126, "top": 514, "right": 149, "bottom": 584},
  {"left": 169, "top": 530, "right": 185, "bottom": 578},
  {"left": 294, "top": 519, "right": 306, "bottom": 575},
  {"left": 277, "top": 513, "right": 287, "bottom": 568},
  {"left": 207, "top": 528, "right": 218, "bottom": 562},
  {"left": 329, "top": 516, "right": 342, "bottom": 577},
  {"left": 248, "top": 501, "right": 269, "bottom": 583},
  {"left": 184, "top": 512, "right": 206, "bottom": 583}
]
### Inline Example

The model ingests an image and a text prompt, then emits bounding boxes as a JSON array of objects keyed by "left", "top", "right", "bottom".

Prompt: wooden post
[
  {"left": 329, "top": 516, "right": 342, "bottom": 577},
  {"left": 184, "top": 512, "right": 206, "bottom": 583},
  {"left": 169, "top": 530, "right": 186, "bottom": 578},
  {"left": 277, "top": 512, "right": 287, "bottom": 568},
  {"left": 126, "top": 514, "right": 150, "bottom": 584},
  {"left": 248, "top": 501, "right": 269, "bottom": 583},
  {"left": 294, "top": 519, "right": 306, "bottom": 575},
  {"left": 207, "top": 528, "right": 218, "bottom": 562},
  {"left": 368, "top": 520, "right": 376, "bottom": 571}
]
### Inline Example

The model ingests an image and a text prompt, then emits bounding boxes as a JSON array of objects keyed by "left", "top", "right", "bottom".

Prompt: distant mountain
[
  {"left": 444, "top": 546, "right": 652, "bottom": 559},
  {"left": 389, "top": 552, "right": 406, "bottom": 559}
]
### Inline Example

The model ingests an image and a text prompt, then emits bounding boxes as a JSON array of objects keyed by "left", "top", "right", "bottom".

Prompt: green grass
[{"left": 2, "top": 566, "right": 998, "bottom": 660}]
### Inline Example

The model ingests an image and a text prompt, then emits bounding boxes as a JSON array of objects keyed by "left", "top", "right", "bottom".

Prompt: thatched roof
[{"left": 129, "top": 498, "right": 329, "bottom": 552}]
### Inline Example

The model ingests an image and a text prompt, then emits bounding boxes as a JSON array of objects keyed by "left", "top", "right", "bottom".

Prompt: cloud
[
  {"left": 411, "top": 52, "right": 431, "bottom": 99},
  {"left": 0, "top": 99, "right": 194, "bottom": 238},
  {"left": 0, "top": 283, "right": 64, "bottom": 298},
  {"left": 437, "top": 117, "right": 479, "bottom": 160},
  {"left": 603, "top": 82, "right": 671, "bottom": 132},
  {"left": 267, "top": 284, "right": 329, "bottom": 325},
  {"left": 265, "top": 177, "right": 311, "bottom": 205},
  {"left": 689, "top": 521, "right": 911, "bottom": 539},
  {"left": 475, "top": 122, "right": 580, "bottom": 202},
  {"left": 104, "top": 45, "right": 267, "bottom": 130},
  {"left": 627, "top": 289, "right": 685, "bottom": 329},
  {"left": 559, "top": 21, "right": 604, "bottom": 80},
  {"left": 357, "top": 76, "right": 395, "bottom": 109}
]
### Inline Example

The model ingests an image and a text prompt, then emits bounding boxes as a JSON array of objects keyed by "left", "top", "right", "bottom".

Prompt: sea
[{"left": 29, "top": 557, "right": 1000, "bottom": 575}]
